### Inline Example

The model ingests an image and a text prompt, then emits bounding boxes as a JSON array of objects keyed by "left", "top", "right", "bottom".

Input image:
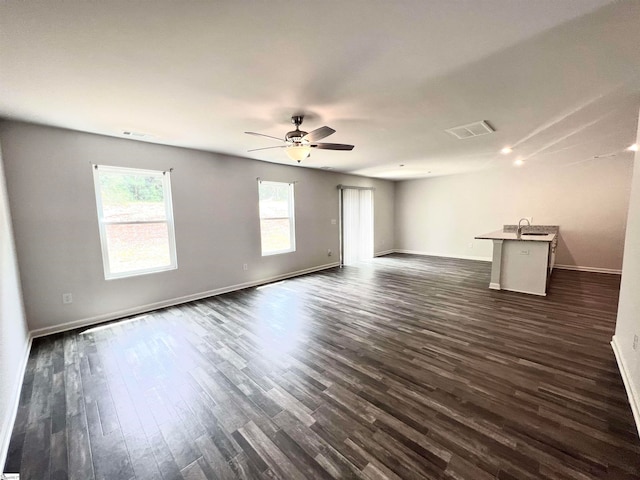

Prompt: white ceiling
[{"left": 1, "top": 0, "right": 639, "bottom": 179}]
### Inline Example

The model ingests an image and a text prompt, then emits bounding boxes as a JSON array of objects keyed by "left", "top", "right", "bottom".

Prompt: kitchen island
[{"left": 475, "top": 225, "right": 559, "bottom": 296}]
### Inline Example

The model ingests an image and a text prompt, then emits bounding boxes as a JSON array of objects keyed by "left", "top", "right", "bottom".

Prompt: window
[
  {"left": 258, "top": 181, "right": 295, "bottom": 255},
  {"left": 93, "top": 165, "right": 177, "bottom": 279}
]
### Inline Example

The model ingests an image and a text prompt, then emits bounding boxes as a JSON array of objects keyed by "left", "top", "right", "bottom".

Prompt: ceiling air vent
[
  {"left": 445, "top": 120, "right": 494, "bottom": 140},
  {"left": 122, "top": 130, "right": 152, "bottom": 139}
]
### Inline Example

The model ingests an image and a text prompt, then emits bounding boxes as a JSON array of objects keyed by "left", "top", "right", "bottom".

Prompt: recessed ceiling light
[
  {"left": 514, "top": 158, "right": 524, "bottom": 167},
  {"left": 501, "top": 147, "right": 513, "bottom": 154},
  {"left": 628, "top": 144, "right": 639, "bottom": 152}
]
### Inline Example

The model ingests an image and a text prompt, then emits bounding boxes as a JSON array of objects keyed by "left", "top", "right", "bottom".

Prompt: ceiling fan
[{"left": 245, "top": 115, "right": 354, "bottom": 163}]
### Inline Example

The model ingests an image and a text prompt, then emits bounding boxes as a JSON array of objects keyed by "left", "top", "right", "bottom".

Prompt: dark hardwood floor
[{"left": 4, "top": 254, "right": 639, "bottom": 479}]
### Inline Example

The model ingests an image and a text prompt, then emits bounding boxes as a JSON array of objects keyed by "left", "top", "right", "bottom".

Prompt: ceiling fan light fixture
[
  {"left": 286, "top": 145, "right": 312, "bottom": 162},
  {"left": 246, "top": 115, "right": 352, "bottom": 162}
]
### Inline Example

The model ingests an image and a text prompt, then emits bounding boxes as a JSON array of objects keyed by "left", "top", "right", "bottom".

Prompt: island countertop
[{"left": 475, "top": 230, "right": 557, "bottom": 242}]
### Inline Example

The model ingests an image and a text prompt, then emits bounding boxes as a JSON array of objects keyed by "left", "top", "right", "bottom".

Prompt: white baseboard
[
  {"left": 1, "top": 332, "right": 33, "bottom": 471},
  {"left": 554, "top": 264, "right": 622, "bottom": 275},
  {"left": 489, "top": 282, "right": 501, "bottom": 290},
  {"left": 611, "top": 335, "right": 640, "bottom": 437},
  {"left": 374, "top": 249, "right": 395, "bottom": 257},
  {"left": 30, "top": 262, "right": 340, "bottom": 338},
  {"left": 390, "top": 250, "right": 622, "bottom": 274},
  {"left": 500, "top": 287, "right": 546, "bottom": 297},
  {"left": 393, "top": 249, "right": 491, "bottom": 262}
]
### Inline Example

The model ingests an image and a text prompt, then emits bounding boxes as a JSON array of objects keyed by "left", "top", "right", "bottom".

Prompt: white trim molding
[
  {"left": 390, "top": 251, "right": 622, "bottom": 274},
  {"left": 1, "top": 333, "right": 33, "bottom": 471},
  {"left": 394, "top": 249, "right": 491, "bottom": 263},
  {"left": 611, "top": 335, "right": 640, "bottom": 437},
  {"left": 555, "top": 264, "right": 622, "bottom": 275},
  {"left": 30, "top": 262, "right": 340, "bottom": 338},
  {"left": 374, "top": 249, "right": 395, "bottom": 257}
]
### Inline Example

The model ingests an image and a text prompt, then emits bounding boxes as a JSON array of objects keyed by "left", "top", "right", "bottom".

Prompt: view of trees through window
[
  {"left": 259, "top": 181, "right": 295, "bottom": 255},
  {"left": 95, "top": 167, "right": 175, "bottom": 277}
]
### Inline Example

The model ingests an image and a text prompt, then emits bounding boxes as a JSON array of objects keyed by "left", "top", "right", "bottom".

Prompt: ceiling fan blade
[
  {"left": 247, "top": 145, "right": 288, "bottom": 152},
  {"left": 245, "top": 131, "right": 284, "bottom": 142},
  {"left": 303, "top": 126, "right": 335, "bottom": 142},
  {"left": 311, "top": 143, "right": 355, "bottom": 151}
]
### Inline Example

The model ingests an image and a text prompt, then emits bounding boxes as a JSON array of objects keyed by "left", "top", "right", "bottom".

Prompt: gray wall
[
  {"left": 0, "top": 141, "right": 29, "bottom": 467},
  {"left": 395, "top": 158, "right": 633, "bottom": 272},
  {"left": 613, "top": 110, "right": 640, "bottom": 432},
  {"left": 0, "top": 121, "right": 395, "bottom": 335}
]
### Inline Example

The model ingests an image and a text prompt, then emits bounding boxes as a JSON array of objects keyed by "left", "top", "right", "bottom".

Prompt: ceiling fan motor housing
[
  {"left": 285, "top": 129, "right": 308, "bottom": 144},
  {"left": 285, "top": 115, "right": 308, "bottom": 144}
]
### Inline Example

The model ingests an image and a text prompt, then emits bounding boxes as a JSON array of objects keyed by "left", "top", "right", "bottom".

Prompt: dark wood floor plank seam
[{"left": 5, "top": 254, "right": 639, "bottom": 479}]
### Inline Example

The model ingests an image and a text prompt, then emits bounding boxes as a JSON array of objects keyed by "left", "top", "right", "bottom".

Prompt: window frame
[
  {"left": 258, "top": 180, "right": 296, "bottom": 256},
  {"left": 92, "top": 164, "right": 178, "bottom": 280}
]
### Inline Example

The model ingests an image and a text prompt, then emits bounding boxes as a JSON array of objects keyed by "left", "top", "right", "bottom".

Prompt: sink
[{"left": 521, "top": 232, "right": 549, "bottom": 236}]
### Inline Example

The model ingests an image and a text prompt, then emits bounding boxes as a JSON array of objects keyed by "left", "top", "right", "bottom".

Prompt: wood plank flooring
[{"left": 4, "top": 254, "right": 639, "bottom": 479}]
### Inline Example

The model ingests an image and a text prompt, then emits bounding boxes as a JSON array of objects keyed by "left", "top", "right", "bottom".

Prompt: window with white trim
[
  {"left": 93, "top": 165, "right": 177, "bottom": 279},
  {"left": 258, "top": 181, "right": 296, "bottom": 256}
]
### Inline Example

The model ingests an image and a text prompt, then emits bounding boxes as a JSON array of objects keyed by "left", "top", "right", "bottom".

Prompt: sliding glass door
[{"left": 340, "top": 186, "right": 374, "bottom": 266}]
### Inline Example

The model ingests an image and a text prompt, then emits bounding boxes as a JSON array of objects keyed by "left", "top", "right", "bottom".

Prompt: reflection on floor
[{"left": 5, "top": 254, "right": 639, "bottom": 479}]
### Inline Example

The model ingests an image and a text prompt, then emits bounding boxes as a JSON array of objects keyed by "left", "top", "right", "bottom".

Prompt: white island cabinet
[{"left": 475, "top": 225, "right": 559, "bottom": 296}]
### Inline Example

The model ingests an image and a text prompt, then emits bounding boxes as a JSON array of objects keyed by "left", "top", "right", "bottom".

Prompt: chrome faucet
[{"left": 517, "top": 218, "right": 531, "bottom": 236}]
